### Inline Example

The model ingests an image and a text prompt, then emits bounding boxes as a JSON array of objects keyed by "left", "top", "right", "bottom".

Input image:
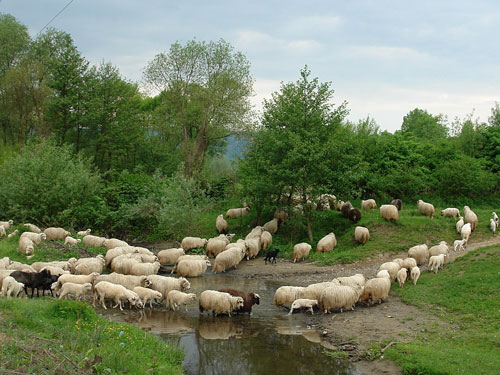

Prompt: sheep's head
[
  {"left": 187, "top": 293, "right": 196, "bottom": 302},
  {"left": 41, "top": 233, "right": 47, "bottom": 241},
  {"left": 236, "top": 297, "right": 244, "bottom": 309},
  {"left": 180, "top": 278, "right": 191, "bottom": 290},
  {"left": 8, "top": 220, "right": 13, "bottom": 225},
  {"left": 140, "top": 277, "right": 152, "bottom": 288},
  {"left": 250, "top": 292, "right": 260, "bottom": 305},
  {"left": 26, "top": 245, "right": 34, "bottom": 255}
]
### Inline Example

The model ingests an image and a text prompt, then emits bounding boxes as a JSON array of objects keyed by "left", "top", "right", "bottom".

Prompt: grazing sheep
[
  {"left": 18, "top": 237, "right": 35, "bottom": 255},
  {"left": 245, "top": 226, "right": 264, "bottom": 240},
  {"left": 288, "top": 299, "right": 318, "bottom": 315},
  {"left": 348, "top": 208, "right": 362, "bottom": 223},
  {"left": 20, "top": 232, "right": 47, "bottom": 245},
  {"left": 83, "top": 235, "right": 107, "bottom": 248},
  {"left": 181, "top": 237, "right": 208, "bottom": 251},
  {"left": 225, "top": 207, "right": 250, "bottom": 219},
  {"left": 134, "top": 287, "right": 163, "bottom": 308},
  {"left": 392, "top": 258, "right": 404, "bottom": 267},
  {"left": 73, "top": 255, "right": 105, "bottom": 275},
  {"left": 216, "top": 214, "right": 228, "bottom": 234},
  {"left": 376, "top": 270, "right": 390, "bottom": 279},
  {"left": 105, "top": 238, "right": 129, "bottom": 250},
  {"left": 429, "top": 241, "right": 450, "bottom": 263},
  {"left": 166, "top": 290, "right": 197, "bottom": 311},
  {"left": 293, "top": 243, "right": 312, "bottom": 263},
  {"left": 93, "top": 281, "right": 141, "bottom": 310},
  {"left": 145, "top": 275, "right": 191, "bottom": 299},
  {"left": 408, "top": 244, "right": 429, "bottom": 266},
  {"left": 218, "top": 288, "right": 260, "bottom": 314},
  {"left": 453, "top": 239, "right": 467, "bottom": 252},
  {"left": 0, "top": 220, "right": 13, "bottom": 230},
  {"left": 456, "top": 216, "right": 465, "bottom": 234},
  {"left": 273, "top": 286, "right": 305, "bottom": 307},
  {"left": 341, "top": 201, "right": 353, "bottom": 218},
  {"left": 0, "top": 257, "right": 10, "bottom": 269},
  {"left": 0, "top": 270, "right": 14, "bottom": 291},
  {"left": 64, "top": 236, "right": 81, "bottom": 246},
  {"left": 417, "top": 200, "right": 435, "bottom": 218},
  {"left": 335, "top": 200, "right": 345, "bottom": 211},
  {"left": 390, "top": 199, "right": 403, "bottom": 211},
  {"left": 199, "top": 290, "right": 244, "bottom": 317},
  {"left": 316, "top": 233, "right": 337, "bottom": 253},
  {"left": 359, "top": 277, "right": 391, "bottom": 305},
  {"left": 129, "top": 261, "right": 161, "bottom": 276},
  {"left": 95, "top": 273, "right": 152, "bottom": 291},
  {"left": 0, "top": 226, "right": 6, "bottom": 237},
  {"left": 260, "top": 231, "right": 273, "bottom": 250},
  {"left": 411, "top": 266, "right": 420, "bottom": 285},
  {"left": 380, "top": 204, "right": 399, "bottom": 221},
  {"left": 175, "top": 259, "right": 210, "bottom": 277},
  {"left": 489, "top": 218, "right": 497, "bottom": 234},
  {"left": 320, "top": 285, "right": 362, "bottom": 313},
  {"left": 274, "top": 208, "right": 289, "bottom": 222},
  {"left": 77, "top": 229, "right": 92, "bottom": 236},
  {"left": 104, "top": 246, "right": 135, "bottom": 266},
  {"left": 54, "top": 272, "right": 99, "bottom": 293},
  {"left": 378, "top": 262, "right": 401, "bottom": 282},
  {"left": 58, "top": 282, "right": 92, "bottom": 300},
  {"left": 205, "top": 238, "right": 229, "bottom": 258},
  {"left": 10, "top": 269, "right": 53, "bottom": 297},
  {"left": 493, "top": 212, "right": 499, "bottom": 226},
  {"left": 23, "top": 223, "right": 41, "bottom": 233},
  {"left": 361, "top": 199, "right": 377, "bottom": 210},
  {"left": 463, "top": 206, "right": 478, "bottom": 231},
  {"left": 354, "top": 226, "right": 370, "bottom": 245},
  {"left": 461, "top": 223, "right": 472, "bottom": 244},
  {"left": 225, "top": 239, "right": 247, "bottom": 252},
  {"left": 171, "top": 255, "right": 209, "bottom": 274},
  {"left": 396, "top": 268, "right": 407, "bottom": 288},
  {"left": 428, "top": 254, "right": 447, "bottom": 274},
  {"left": 263, "top": 218, "right": 279, "bottom": 235},
  {"left": 440, "top": 208, "right": 460, "bottom": 219},
  {"left": 402, "top": 257, "right": 417, "bottom": 271},
  {"left": 302, "top": 282, "right": 339, "bottom": 301},
  {"left": 333, "top": 274, "right": 366, "bottom": 288},
  {"left": 157, "top": 248, "right": 185, "bottom": 265},
  {"left": 7, "top": 230, "right": 18, "bottom": 238},
  {"left": 212, "top": 247, "right": 245, "bottom": 273},
  {"left": 245, "top": 237, "right": 261, "bottom": 260},
  {"left": 0, "top": 276, "right": 25, "bottom": 298},
  {"left": 110, "top": 256, "right": 138, "bottom": 274},
  {"left": 44, "top": 227, "right": 71, "bottom": 240},
  {"left": 264, "top": 248, "right": 279, "bottom": 265}
]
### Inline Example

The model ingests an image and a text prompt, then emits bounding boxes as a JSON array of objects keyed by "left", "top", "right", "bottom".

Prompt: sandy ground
[{"left": 227, "top": 236, "right": 500, "bottom": 375}]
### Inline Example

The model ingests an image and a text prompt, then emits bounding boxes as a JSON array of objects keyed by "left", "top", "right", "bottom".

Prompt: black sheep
[
  {"left": 10, "top": 269, "right": 53, "bottom": 297},
  {"left": 341, "top": 201, "right": 353, "bottom": 218},
  {"left": 391, "top": 199, "right": 403, "bottom": 211},
  {"left": 348, "top": 208, "right": 362, "bottom": 222},
  {"left": 218, "top": 288, "right": 260, "bottom": 314},
  {"left": 264, "top": 248, "right": 279, "bottom": 264}
]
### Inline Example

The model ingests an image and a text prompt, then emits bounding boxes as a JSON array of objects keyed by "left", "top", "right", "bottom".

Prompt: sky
[{"left": 2, "top": 0, "right": 500, "bottom": 132}]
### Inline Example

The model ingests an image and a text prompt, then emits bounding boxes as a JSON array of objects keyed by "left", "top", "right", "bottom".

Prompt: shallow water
[{"left": 103, "top": 273, "right": 358, "bottom": 375}]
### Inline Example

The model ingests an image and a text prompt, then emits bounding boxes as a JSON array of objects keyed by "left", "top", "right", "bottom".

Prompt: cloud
[
  {"left": 287, "top": 40, "right": 321, "bottom": 53},
  {"left": 250, "top": 78, "right": 282, "bottom": 110},
  {"left": 347, "top": 45, "right": 436, "bottom": 62},
  {"left": 286, "top": 15, "right": 341, "bottom": 35},
  {"left": 235, "top": 30, "right": 282, "bottom": 51}
]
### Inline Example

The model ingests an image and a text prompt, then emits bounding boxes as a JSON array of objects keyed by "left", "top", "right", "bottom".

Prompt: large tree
[
  {"left": 400, "top": 108, "right": 448, "bottom": 141},
  {"left": 143, "top": 39, "right": 253, "bottom": 176}
]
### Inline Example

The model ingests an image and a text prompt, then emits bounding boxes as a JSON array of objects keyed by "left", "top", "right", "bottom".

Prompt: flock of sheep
[{"left": 0, "top": 198, "right": 498, "bottom": 318}]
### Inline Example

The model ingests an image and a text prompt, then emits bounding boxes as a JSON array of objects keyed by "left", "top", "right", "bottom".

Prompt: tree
[
  {"left": 143, "top": 39, "right": 253, "bottom": 176},
  {"left": 400, "top": 108, "right": 448, "bottom": 141}
]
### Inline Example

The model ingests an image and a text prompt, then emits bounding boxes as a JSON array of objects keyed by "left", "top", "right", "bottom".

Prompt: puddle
[{"left": 102, "top": 273, "right": 358, "bottom": 375}]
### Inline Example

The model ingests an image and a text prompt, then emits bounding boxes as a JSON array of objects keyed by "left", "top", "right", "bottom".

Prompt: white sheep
[
  {"left": 302, "top": 281, "right": 339, "bottom": 301},
  {"left": 216, "top": 214, "right": 228, "bottom": 234},
  {"left": 402, "top": 257, "right": 417, "bottom": 270},
  {"left": 133, "top": 287, "right": 163, "bottom": 308},
  {"left": 174, "top": 259, "right": 209, "bottom": 277},
  {"left": 0, "top": 220, "right": 13, "bottom": 230},
  {"left": 396, "top": 268, "right": 407, "bottom": 288},
  {"left": 93, "top": 281, "right": 141, "bottom": 310},
  {"left": 82, "top": 235, "right": 107, "bottom": 248},
  {"left": 104, "top": 238, "right": 129, "bottom": 250},
  {"left": 417, "top": 200, "right": 435, "bottom": 218},
  {"left": 378, "top": 261, "right": 401, "bottom": 282},
  {"left": 245, "top": 226, "right": 264, "bottom": 240},
  {"left": 320, "top": 285, "right": 361, "bottom": 313},
  {"left": 0, "top": 226, "right": 6, "bottom": 237},
  {"left": 456, "top": 216, "right": 465, "bottom": 234},
  {"left": 64, "top": 236, "right": 81, "bottom": 246},
  {"left": 44, "top": 227, "right": 71, "bottom": 240},
  {"left": 0, "top": 270, "right": 15, "bottom": 291},
  {"left": 354, "top": 226, "right": 370, "bottom": 245},
  {"left": 463, "top": 206, "right": 478, "bottom": 231},
  {"left": 110, "top": 256, "right": 138, "bottom": 274},
  {"left": 316, "top": 232, "right": 337, "bottom": 253},
  {"left": 95, "top": 273, "right": 152, "bottom": 291},
  {"left": 7, "top": 229, "right": 19, "bottom": 238},
  {"left": 77, "top": 229, "right": 92, "bottom": 236},
  {"left": 166, "top": 290, "right": 197, "bottom": 311},
  {"left": 493, "top": 212, "right": 499, "bottom": 226},
  {"left": 461, "top": 223, "right": 472, "bottom": 244},
  {"left": 23, "top": 223, "right": 41, "bottom": 233},
  {"left": 206, "top": 238, "right": 228, "bottom": 258},
  {"left": 428, "top": 254, "right": 447, "bottom": 273},
  {"left": 20, "top": 232, "right": 47, "bottom": 244},
  {"left": 145, "top": 275, "right": 191, "bottom": 299},
  {"left": 293, "top": 243, "right": 312, "bottom": 263},
  {"left": 181, "top": 237, "right": 208, "bottom": 251},
  {"left": 212, "top": 247, "right": 245, "bottom": 273},
  {"left": 453, "top": 239, "right": 467, "bottom": 252},
  {"left": 288, "top": 299, "right": 318, "bottom": 315},
  {"left": 31, "top": 261, "right": 70, "bottom": 272},
  {"left": 408, "top": 244, "right": 429, "bottom": 266},
  {"left": 272, "top": 286, "right": 305, "bottom": 307},
  {"left": 0, "top": 257, "right": 10, "bottom": 269},
  {"left": 58, "top": 282, "right": 93, "bottom": 300},
  {"left": 157, "top": 248, "right": 185, "bottom": 265},
  {"left": 225, "top": 207, "right": 250, "bottom": 219},
  {"left": 489, "top": 218, "right": 497, "bottom": 234},
  {"left": 54, "top": 272, "right": 100, "bottom": 293},
  {"left": 74, "top": 256, "right": 105, "bottom": 275},
  {"left": 199, "top": 290, "right": 244, "bottom": 317},
  {"left": 333, "top": 273, "right": 366, "bottom": 288},
  {"left": 0, "top": 276, "right": 25, "bottom": 298},
  {"left": 361, "top": 199, "right": 377, "bottom": 210},
  {"left": 245, "top": 237, "right": 261, "bottom": 260},
  {"left": 392, "top": 258, "right": 404, "bottom": 267},
  {"left": 171, "top": 255, "right": 209, "bottom": 274},
  {"left": 260, "top": 231, "right": 272, "bottom": 250},
  {"left": 7, "top": 262, "right": 35, "bottom": 273},
  {"left": 18, "top": 237, "right": 34, "bottom": 255},
  {"left": 105, "top": 246, "right": 137, "bottom": 266},
  {"left": 380, "top": 204, "right": 399, "bottom": 221},
  {"left": 225, "top": 239, "right": 246, "bottom": 252},
  {"left": 263, "top": 218, "right": 279, "bottom": 235},
  {"left": 410, "top": 266, "right": 420, "bottom": 285},
  {"left": 440, "top": 208, "right": 460, "bottom": 219},
  {"left": 129, "top": 261, "right": 160, "bottom": 276},
  {"left": 429, "top": 241, "right": 450, "bottom": 262},
  {"left": 376, "top": 270, "right": 390, "bottom": 279},
  {"left": 40, "top": 265, "right": 70, "bottom": 276},
  {"left": 359, "top": 277, "right": 391, "bottom": 305}
]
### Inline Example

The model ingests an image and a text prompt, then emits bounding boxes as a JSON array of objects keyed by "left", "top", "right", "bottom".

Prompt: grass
[
  {"left": 0, "top": 298, "right": 184, "bottom": 374},
  {"left": 384, "top": 245, "right": 500, "bottom": 375}
]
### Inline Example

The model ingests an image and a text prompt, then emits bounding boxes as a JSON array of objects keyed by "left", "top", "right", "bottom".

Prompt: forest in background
[{"left": 1, "top": 13, "right": 499, "bottom": 241}]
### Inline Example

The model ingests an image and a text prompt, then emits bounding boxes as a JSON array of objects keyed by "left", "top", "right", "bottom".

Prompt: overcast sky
[{"left": 2, "top": 0, "right": 500, "bottom": 132}]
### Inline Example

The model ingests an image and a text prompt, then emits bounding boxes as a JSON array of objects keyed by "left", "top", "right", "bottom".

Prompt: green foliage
[{"left": 400, "top": 108, "right": 448, "bottom": 140}]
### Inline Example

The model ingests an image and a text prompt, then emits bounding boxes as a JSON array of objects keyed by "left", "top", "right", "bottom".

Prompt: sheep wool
[
  {"left": 260, "top": 231, "right": 273, "bottom": 250},
  {"left": 378, "top": 261, "right": 401, "bottom": 282},
  {"left": 461, "top": 223, "right": 472, "bottom": 244},
  {"left": 134, "top": 287, "right": 163, "bottom": 308},
  {"left": 18, "top": 237, "right": 34, "bottom": 255},
  {"left": 360, "top": 277, "right": 391, "bottom": 305},
  {"left": 463, "top": 206, "right": 478, "bottom": 231},
  {"left": 44, "top": 227, "right": 71, "bottom": 240},
  {"left": 396, "top": 268, "right": 407, "bottom": 288},
  {"left": 429, "top": 241, "right": 449, "bottom": 263},
  {"left": 333, "top": 273, "right": 366, "bottom": 288},
  {"left": 58, "top": 282, "right": 92, "bottom": 300},
  {"left": 83, "top": 235, "right": 107, "bottom": 248},
  {"left": 64, "top": 236, "right": 81, "bottom": 246},
  {"left": 181, "top": 237, "right": 208, "bottom": 251},
  {"left": 408, "top": 244, "right": 429, "bottom": 266},
  {"left": 95, "top": 273, "right": 152, "bottom": 291},
  {"left": 128, "top": 261, "right": 161, "bottom": 276},
  {"left": 212, "top": 248, "right": 245, "bottom": 273},
  {"left": 245, "top": 237, "right": 261, "bottom": 260},
  {"left": 302, "top": 281, "right": 339, "bottom": 301},
  {"left": 105, "top": 238, "right": 129, "bottom": 250},
  {"left": 199, "top": 290, "right": 244, "bottom": 317},
  {"left": 402, "top": 257, "right": 417, "bottom": 270},
  {"left": 354, "top": 226, "right": 370, "bottom": 245},
  {"left": 316, "top": 233, "right": 337, "bottom": 253},
  {"left": 20, "top": 232, "right": 47, "bottom": 245},
  {"left": 216, "top": 214, "right": 228, "bottom": 234},
  {"left": 24, "top": 223, "right": 41, "bottom": 233},
  {"left": 166, "top": 290, "right": 197, "bottom": 311},
  {"left": 175, "top": 259, "right": 209, "bottom": 277},
  {"left": 428, "top": 254, "right": 447, "bottom": 273},
  {"left": 320, "top": 285, "right": 361, "bottom": 313},
  {"left": 361, "top": 199, "right": 377, "bottom": 210},
  {"left": 293, "top": 243, "right": 312, "bottom": 263},
  {"left": 288, "top": 299, "right": 318, "bottom": 315},
  {"left": 380, "top": 205, "right": 399, "bottom": 221},
  {"left": 157, "top": 248, "right": 185, "bottom": 265},
  {"left": 263, "top": 218, "right": 279, "bottom": 235},
  {"left": 93, "top": 281, "right": 141, "bottom": 311},
  {"left": 272, "top": 286, "right": 305, "bottom": 307},
  {"left": 440, "top": 208, "right": 460, "bottom": 219},
  {"left": 145, "top": 275, "right": 191, "bottom": 299},
  {"left": 225, "top": 207, "right": 250, "bottom": 219},
  {"left": 417, "top": 200, "right": 435, "bottom": 218},
  {"left": 0, "top": 276, "right": 24, "bottom": 298},
  {"left": 410, "top": 266, "right": 420, "bottom": 285}
]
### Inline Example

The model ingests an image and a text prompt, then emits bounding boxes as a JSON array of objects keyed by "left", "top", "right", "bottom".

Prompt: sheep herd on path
[{"left": 0, "top": 197, "right": 498, "bottom": 318}]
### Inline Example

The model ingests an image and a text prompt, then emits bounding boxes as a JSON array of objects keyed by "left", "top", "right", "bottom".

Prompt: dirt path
[{"left": 229, "top": 236, "right": 500, "bottom": 375}]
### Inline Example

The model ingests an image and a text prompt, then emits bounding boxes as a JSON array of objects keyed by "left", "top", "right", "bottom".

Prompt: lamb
[
  {"left": 93, "top": 281, "right": 141, "bottom": 310},
  {"left": 64, "top": 236, "right": 81, "bottom": 246},
  {"left": 408, "top": 244, "right": 429, "bottom": 266},
  {"left": 181, "top": 237, "right": 208, "bottom": 251},
  {"left": 410, "top": 266, "right": 421, "bottom": 285},
  {"left": 396, "top": 268, "right": 407, "bottom": 288},
  {"left": 316, "top": 233, "right": 337, "bottom": 253},
  {"left": 134, "top": 287, "right": 164, "bottom": 308},
  {"left": 0, "top": 276, "right": 25, "bottom": 298},
  {"left": 273, "top": 286, "right": 305, "bottom": 307},
  {"left": 333, "top": 273, "right": 366, "bottom": 288},
  {"left": 175, "top": 259, "right": 210, "bottom": 277},
  {"left": 440, "top": 208, "right": 460, "bottom": 219},
  {"left": 359, "top": 277, "right": 391, "bottom": 305},
  {"left": 218, "top": 288, "right": 260, "bottom": 314},
  {"left": 58, "top": 282, "right": 93, "bottom": 300},
  {"left": 157, "top": 248, "right": 185, "bottom": 265},
  {"left": 94, "top": 273, "right": 152, "bottom": 291},
  {"left": 302, "top": 281, "right": 339, "bottom": 301},
  {"left": 378, "top": 262, "right": 401, "bottom": 282},
  {"left": 0, "top": 220, "right": 13, "bottom": 230},
  {"left": 23, "top": 223, "right": 41, "bottom": 233},
  {"left": 77, "top": 229, "right": 92, "bottom": 236},
  {"left": 212, "top": 247, "right": 245, "bottom": 273},
  {"left": 104, "top": 238, "right": 129, "bottom": 250},
  {"left": 361, "top": 199, "right": 377, "bottom": 210},
  {"left": 288, "top": 299, "right": 318, "bottom": 315},
  {"left": 461, "top": 223, "right": 472, "bottom": 244},
  {"left": 456, "top": 216, "right": 465, "bottom": 234},
  {"left": 489, "top": 218, "right": 497, "bottom": 234},
  {"left": 43, "top": 227, "right": 71, "bottom": 240},
  {"left": 166, "top": 290, "right": 197, "bottom": 311},
  {"left": 18, "top": 237, "right": 35, "bottom": 255},
  {"left": 245, "top": 237, "right": 261, "bottom": 260},
  {"left": 225, "top": 207, "right": 250, "bottom": 219},
  {"left": 129, "top": 261, "right": 161, "bottom": 276},
  {"left": 263, "top": 218, "right": 279, "bottom": 235},
  {"left": 74, "top": 256, "right": 105, "bottom": 275},
  {"left": 293, "top": 243, "right": 312, "bottom": 263},
  {"left": 260, "top": 231, "right": 273, "bottom": 250},
  {"left": 453, "top": 239, "right": 467, "bottom": 252},
  {"left": 376, "top": 270, "right": 390, "bottom": 279},
  {"left": 417, "top": 200, "right": 435, "bottom": 218},
  {"left": 264, "top": 248, "right": 279, "bottom": 265},
  {"left": 463, "top": 206, "right": 478, "bottom": 231},
  {"left": 82, "top": 235, "right": 107, "bottom": 248},
  {"left": 320, "top": 285, "right": 362, "bottom": 313},
  {"left": 429, "top": 241, "right": 450, "bottom": 262},
  {"left": 402, "top": 257, "right": 417, "bottom": 271},
  {"left": 199, "top": 290, "right": 244, "bottom": 317},
  {"left": 380, "top": 204, "right": 399, "bottom": 221},
  {"left": 493, "top": 212, "right": 499, "bottom": 226},
  {"left": 354, "top": 226, "right": 370, "bottom": 245},
  {"left": 391, "top": 199, "right": 403, "bottom": 211},
  {"left": 7, "top": 230, "right": 18, "bottom": 238},
  {"left": 53, "top": 272, "right": 99, "bottom": 293},
  {"left": 428, "top": 254, "right": 447, "bottom": 273},
  {"left": 145, "top": 275, "right": 191, "bottom": 299},
  {"left": 206, "top": 238, "right": 227, "bottom": 258},
  {"left": 216, "top": 214, "right": 228, "bottom": 234},
  {"left": 20, "top": 232, "right": 47, "bottom": 245}
]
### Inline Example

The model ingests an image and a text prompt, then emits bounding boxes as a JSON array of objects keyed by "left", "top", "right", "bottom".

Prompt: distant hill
[{"left": 225, "top": 135, "right": 248, "bottom": 161}]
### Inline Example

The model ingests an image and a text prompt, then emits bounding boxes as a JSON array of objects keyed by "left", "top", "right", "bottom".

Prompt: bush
[{"left": 0, "top": 139, "right": 101, "bottom": 228}]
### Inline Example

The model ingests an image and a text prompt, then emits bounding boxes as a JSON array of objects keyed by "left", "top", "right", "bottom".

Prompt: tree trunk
[{"left": 306, "top": 213, "right": 313, "bottom": 242}]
